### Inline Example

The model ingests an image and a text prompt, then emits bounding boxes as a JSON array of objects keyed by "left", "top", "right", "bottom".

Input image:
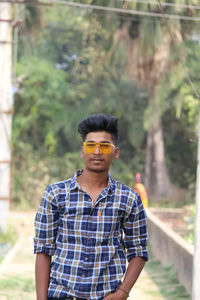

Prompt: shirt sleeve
[
  {"left": 34, "top": 184, "right": 60, "bottom": 256},
  {"left": 123, "top": 192, "right": 148, "bottom": 262}
]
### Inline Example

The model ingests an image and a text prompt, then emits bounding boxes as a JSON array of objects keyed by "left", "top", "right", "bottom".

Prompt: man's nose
[{"left": 94, "top": 145, "right": 101, "bottom": 154}]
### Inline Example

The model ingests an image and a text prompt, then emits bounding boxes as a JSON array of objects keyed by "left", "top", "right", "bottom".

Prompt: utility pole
[
  {"left": 0, "top": 2, "right": 13, "bottom": 232},
  {"left": 192, "top": 108, "right": 200, "bottom": 299}
]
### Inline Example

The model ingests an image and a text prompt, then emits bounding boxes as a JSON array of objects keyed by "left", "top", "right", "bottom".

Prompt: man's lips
[{"left": 90, "top": 157, "right": 104, "bottom": 162}]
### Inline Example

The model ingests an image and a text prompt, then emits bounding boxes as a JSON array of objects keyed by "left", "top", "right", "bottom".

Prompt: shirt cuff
[
  {"left": 34, "top": 242, "right": 55, "bottom": 256},
  {"left": 127, "top": 249, "right": 149, "bottom": 262}
]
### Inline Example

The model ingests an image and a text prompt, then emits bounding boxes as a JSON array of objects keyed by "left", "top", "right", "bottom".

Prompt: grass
[
  {"left": 0, "top": 275, "right": 34, "bottom": 291},
  {"left": 0, "top": 275, "right": 35, "bottom": 300},
  {"left": 145, "top": 254, "right": 191, "bottom": 300}
]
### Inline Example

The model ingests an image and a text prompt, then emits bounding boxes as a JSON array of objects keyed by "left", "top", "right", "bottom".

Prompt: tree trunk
[
  {"left": 145, "top": 117, "right": 171, "bottom": 200},
  {"left": 114, "top": 20, "right": 173, "bottom": 200},
  {"left": 0, "top": 3, "right": 12, "bottom": 232}
]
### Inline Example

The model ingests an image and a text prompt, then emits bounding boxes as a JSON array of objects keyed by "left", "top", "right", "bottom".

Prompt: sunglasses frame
[{"left": 83, "top": 142, "right": 115, "bottom": 154}]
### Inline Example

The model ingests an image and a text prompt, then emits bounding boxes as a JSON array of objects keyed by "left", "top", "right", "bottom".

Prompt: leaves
[{"left": 12, "top": 2, "right": 200, "bottom": 206}]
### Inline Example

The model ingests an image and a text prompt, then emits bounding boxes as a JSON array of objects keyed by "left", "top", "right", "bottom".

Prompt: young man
[{"left": 34, "top": 114, "right": 148, "bottom": 300}]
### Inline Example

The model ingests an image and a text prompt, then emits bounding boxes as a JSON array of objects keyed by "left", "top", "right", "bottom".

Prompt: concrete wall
[{"left": 146, "top": 209, "right": 194, "bottom": 295}]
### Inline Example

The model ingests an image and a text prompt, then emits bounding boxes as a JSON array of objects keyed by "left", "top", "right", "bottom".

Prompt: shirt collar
[
  {"left": 69, "top": 169, "right": 116, "bottom": 193},
  {"left": 107, "top": 173, "right": 116, "bottom": 193},
  {"left": 69, "top": 169, "right": 82, "bottom": 191}
]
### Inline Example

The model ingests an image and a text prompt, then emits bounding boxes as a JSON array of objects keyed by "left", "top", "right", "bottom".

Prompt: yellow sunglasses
[{"left": 83, "top": 142, "right": 115, "bottom": 154}]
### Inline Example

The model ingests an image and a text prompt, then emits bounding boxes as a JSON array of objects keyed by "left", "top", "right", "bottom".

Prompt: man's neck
[{"left": 78, "top": 168, "right": 109, "bottom": 190}]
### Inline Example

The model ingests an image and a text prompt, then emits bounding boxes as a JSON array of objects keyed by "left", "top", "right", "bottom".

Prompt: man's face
[{"left": 81, "top": 131, "right": 119, "bottom": 173}]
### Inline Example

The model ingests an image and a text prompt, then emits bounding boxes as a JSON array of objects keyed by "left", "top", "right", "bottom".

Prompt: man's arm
[
  {"left": 35, "top": 253, "right": 52, "bottom": 300},
  {"left": 34, "top": 185, "right": 60, "bottom": 299},
  {"left": 104, "top": 191, "right": 148, "bottom": 300},
  {"left": 103, "top": 257, "right": 145, "bottom": 300},
  {"left": 119, "top": 256, "right": 145, "bottom": 295}
]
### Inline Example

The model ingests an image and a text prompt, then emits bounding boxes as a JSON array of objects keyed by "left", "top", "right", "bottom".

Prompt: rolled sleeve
[
  {"left": 123, "top": 193, "right": 148, "bottom": 262},
  {"left": 34, "top": 185, "right": 59, "bottom": 256}
]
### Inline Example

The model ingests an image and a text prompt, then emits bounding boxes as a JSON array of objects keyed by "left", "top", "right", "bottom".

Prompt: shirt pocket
[
  {"left": 62, "top": 202, "right": 91, "bottom": 234},
  {"left": 61, "top": 205, "right": 78, "bottom": 230},
  {"left": 97, "top": 202, "right": 125, "bottom": 238}
]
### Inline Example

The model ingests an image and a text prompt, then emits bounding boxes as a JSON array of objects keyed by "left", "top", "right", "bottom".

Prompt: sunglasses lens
[
  {"left": 84, "top": 143, "right": 96, "bottom": 153},
  {"left": 100, "top": 144, "right": 112, "bottom": 153}
]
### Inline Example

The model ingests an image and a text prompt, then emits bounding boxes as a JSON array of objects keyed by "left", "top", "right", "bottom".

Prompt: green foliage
[
  {"left": 139, "top": 18, "right": 163, "bottom": 58},
  {"left": 163, "top": 107, "right": 197, "bottom": 189},
  {"left": 144, "top": 40, "right": 200, "bottom": 130},
  {"left": 12, "top": 3, "right": 199, "bottom": 207},
  {"left": 14, "top": 57, "right": 69, "bottom": 155},
  {"left": 12, "top": 151, "right": 83, "bottom": 208},
  {"left": 143, "top": 40, "right": 199, "bottom": 191},
  {"left": 184, "top": 204, "right": 195, "bottom": 245},
  {"left": 13, "top": 5, "right": 149, "bottom": 206}
]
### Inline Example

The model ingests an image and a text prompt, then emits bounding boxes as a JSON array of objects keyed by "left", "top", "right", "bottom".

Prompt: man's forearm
[
  {"left": 103, "top": 257, "right": 146, "bottom": 300},
  {"left": 35, "top": 253, "right": 52, "bottom": 300},
  {"left": 120, "top": 257, "right": 146, "bottom": 295}
]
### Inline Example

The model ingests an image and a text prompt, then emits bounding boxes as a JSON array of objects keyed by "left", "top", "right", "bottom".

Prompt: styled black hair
[{"left": 78, "top": 113, "right": 118, "bottom": 144}]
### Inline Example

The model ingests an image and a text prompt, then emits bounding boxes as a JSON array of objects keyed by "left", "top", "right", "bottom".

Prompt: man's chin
[{"left": 86, "top": 166, "right": 107, "bottom": 173}]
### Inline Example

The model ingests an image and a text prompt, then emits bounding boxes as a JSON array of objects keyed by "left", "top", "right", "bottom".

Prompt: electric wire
[
  {"left": 117, "top": 0, "right": 200, "bottom": 11},
  {"left": 1, "top": 0, "right": 200, "bottom": 21}
]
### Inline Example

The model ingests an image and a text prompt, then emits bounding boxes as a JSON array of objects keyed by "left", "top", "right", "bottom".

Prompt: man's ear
[
  {"left": 114, "top": 147, "right": 119, "bottom": 160},
  {"left": 81, "top": 146, "right": 84, "bottom": 158}
]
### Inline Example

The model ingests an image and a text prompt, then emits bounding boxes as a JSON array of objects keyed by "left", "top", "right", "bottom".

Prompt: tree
[
  {"left": 13, "top": 5, "right": 149, "bottom": 206},
  {"left": 13, "top": 2, "right": 199, "bottom": 207},
  {"left": 144, "top": 39, "right": 199, "bottom": 188},
  {"left": 193, "top": 109, "right": 200, "bottom": 300},
  {"left": 91, "top": 0, "right": 200, "bottom": 200}
]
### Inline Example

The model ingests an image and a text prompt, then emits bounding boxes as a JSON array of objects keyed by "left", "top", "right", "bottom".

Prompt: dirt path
[
  {"left": 130, "top": 268, "right": 165, "bottom": 299},
  {"left": 0, "top": 211, "right": 186, "bottom": 300},
  {"left": 0, "top": 211, "right": 35, "bottom": 300}
]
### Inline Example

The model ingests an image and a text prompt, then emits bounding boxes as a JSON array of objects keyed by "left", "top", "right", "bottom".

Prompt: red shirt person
[{"left": 134, "top": 173, "right": 148, "bottom": 208}]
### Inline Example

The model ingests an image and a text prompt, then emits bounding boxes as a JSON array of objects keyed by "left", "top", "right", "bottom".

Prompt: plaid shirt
[{"left": 34, "top": 170, "right": 148, "bottom": 300}]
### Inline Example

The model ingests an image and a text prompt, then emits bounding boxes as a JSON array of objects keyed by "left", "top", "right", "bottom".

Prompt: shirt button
[
  {"left": 88, "top": 199, "right": 92, "bottom": 202},
  {"left": 82, "top": 274, "right": 85, "bottom": 277},
  {"left": 85, "top": 257, "right": 88, "bottom": 261}
]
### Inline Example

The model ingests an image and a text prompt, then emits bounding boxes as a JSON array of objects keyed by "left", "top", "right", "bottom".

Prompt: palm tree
[
  {"left": 91, "top": 0, "right": 199, "bottom": 200},
  {"left": 115, "top": 16, "right": 176, "bottom": 199}
]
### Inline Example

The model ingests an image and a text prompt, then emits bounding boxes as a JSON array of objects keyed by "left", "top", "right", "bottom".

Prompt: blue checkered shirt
[{"left": 34, "top": 170, "right": 148, "bottom": 300}]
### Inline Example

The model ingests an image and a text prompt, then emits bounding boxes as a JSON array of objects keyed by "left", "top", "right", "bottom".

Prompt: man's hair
[{"left": 78, "top": 113, "right": 118, "bottom": 144}]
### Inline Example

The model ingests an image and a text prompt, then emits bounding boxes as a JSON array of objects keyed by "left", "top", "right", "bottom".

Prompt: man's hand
[{"left": 103, "top": 289, "right": 128, "bottom": 300}]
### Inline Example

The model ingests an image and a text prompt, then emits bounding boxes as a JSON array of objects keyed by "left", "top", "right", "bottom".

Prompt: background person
[{"left": 134, "top": 172, "right": 148, "bottom": 208}]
